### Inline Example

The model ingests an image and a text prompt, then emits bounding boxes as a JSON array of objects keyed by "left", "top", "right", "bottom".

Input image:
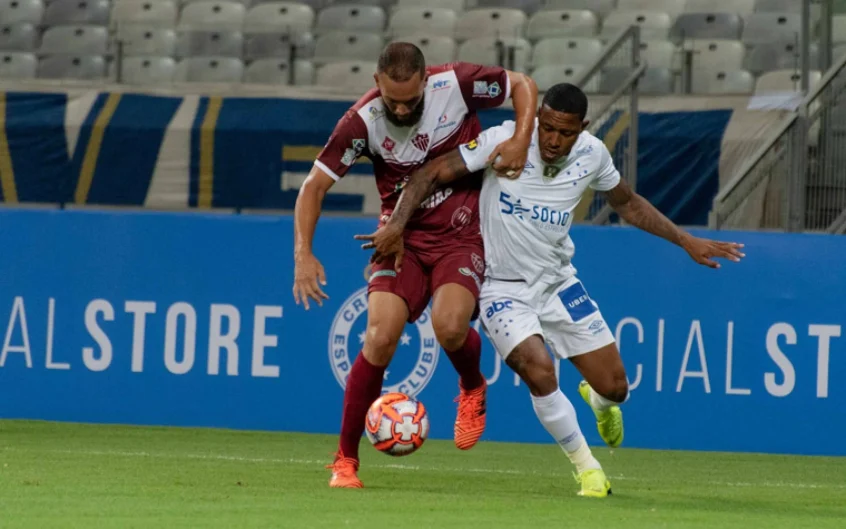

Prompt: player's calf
[{"left": 506, "top": 336, "right": 609, "bottom": 497}]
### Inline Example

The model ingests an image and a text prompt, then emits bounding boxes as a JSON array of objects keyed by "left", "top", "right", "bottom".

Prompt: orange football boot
[
  {"left": 454, "top": 379, "right": 487, "bottom": 450},
  {"left": 327, "top": 453, "right": 363, "bottom": 489}
]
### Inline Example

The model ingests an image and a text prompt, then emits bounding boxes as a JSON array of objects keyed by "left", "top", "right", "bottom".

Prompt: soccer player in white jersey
[{"left": 356, "top": 83, "right": 745, "bottom": 497}]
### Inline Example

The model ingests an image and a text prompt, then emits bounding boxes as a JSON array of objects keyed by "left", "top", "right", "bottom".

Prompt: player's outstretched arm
[
  {"left": 604, "top": 179, "right": 746, "bottom": 269},
  {"left": 354, "top": 149, "right": 471, "bottom": 271},
  {"left": 293, "top": 166, "right": 336, "bottom": 309}
]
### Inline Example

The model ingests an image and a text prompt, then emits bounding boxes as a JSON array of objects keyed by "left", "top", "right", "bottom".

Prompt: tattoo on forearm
[
  {"left": 388, "top": 150, "right": 469, "bottom": 230},
  {"left": 622, "top": 195, "right": 686, "bottom": 246}
]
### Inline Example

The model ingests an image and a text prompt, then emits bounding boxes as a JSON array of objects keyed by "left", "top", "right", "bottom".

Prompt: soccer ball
[{"left": 365, "top": 392, "right": 430, "bottom": 456}]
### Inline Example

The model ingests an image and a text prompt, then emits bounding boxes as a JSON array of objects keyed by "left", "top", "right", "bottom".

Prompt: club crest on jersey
[
  {"left": 543, "top": 165, "right": 560, "bottom": 179},
  {"left": 451, "top": 206, "right": 472, "bottom": 230},
  {"left": 369, "top": 107, "right": 384, "bottom": 121},
  {"left": 382, "top": 137, "right": 396, "bottom": 152},
  {"left": 412, "top": 133, "right": 430, "bottom": 151},
  {"left": 471, "top": 253, "right": 485, "bottom": 275},
  {"left": 352, "top": 138, "right": 366, "bottom": 154}
]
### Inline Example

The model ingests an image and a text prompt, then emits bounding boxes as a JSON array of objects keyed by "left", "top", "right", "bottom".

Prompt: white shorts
[{"left": 479, "top": 276, "right": 615, "bottom": 360}]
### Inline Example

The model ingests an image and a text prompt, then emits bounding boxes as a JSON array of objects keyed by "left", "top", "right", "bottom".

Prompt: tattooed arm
[
  {"left": 604, "top": 179, "right": 745, "bottom": 269},
  {"left": 353, "top": 149, "right": 473, "bottom": 270},
  {"left": 387, "top": 149, "right": 472, "bottom": 232}
]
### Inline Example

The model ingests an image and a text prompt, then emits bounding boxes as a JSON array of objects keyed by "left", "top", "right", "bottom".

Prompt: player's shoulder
[
  {"left": 572, "top": 131, "right": 609, "bottom": 161},
  {"left": 484, "top": 119, "right": 517, "bottom": 139},
  {"left": 335, "top": 88, "right": 384, "bottom": 134}
]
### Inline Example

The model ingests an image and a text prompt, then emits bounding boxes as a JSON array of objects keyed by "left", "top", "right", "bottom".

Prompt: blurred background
[{"left": 0, "top": 0, "right": 844, "bottom": 232}]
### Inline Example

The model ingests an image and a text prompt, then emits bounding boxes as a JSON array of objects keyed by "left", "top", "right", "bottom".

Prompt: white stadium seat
[
  {"left": 0, "top": 0, "right": 44, "bottom": 25},
  {"left": 531, "top": 37, "right": 603, "bottom": 67},
  {"left": 315, "top": 5, "right": 386, "bottom": 33},
  {"left": 692, "top": 69, "right": 755, "bottom": 94},
  {"left": 179, "top": 2, "right": 246, "bottom": 29},
  {"left": 121, "top": 56, "right": 176, "bottom": 84},
  {"left": 112, "top": 0, "right": 178, "bottom": 28},
  {"left": 392, "top": 35, "right": 456, "bottom": 65},
  {"left": 602, "top": 11, "right": 673, "bottom": 40},
  {"left": 0, "top": 51, "right": 37, "bottom": 79},
  {"left": 313, "top": 32, "right": 383, "bottom": 63},
  {"left": 40, "top": 25, "right": 108, "bottom": 55},
  {"left": 43, "top": 0, "right": 110, "bottom": 26},
  {"left": 457, "top": 36, "right": 531, "bottom": 72},
  {"left": 115, "top": 27, "right": 177, "bottom": 57},
  {"left": 315, "top": 60, "right": 377, "bottom": 91},
  {"left": 389, "top": 7, "right": 457, "bottom": 38},
  {"left": 526, "top": 9, "right": 599, "bottom": 40},
  {"left": 455, "top": 8, "right": 527, "bottom": 40},
  {"left": 175, "top": 56, "right": 244, "bottom": 83},
  {"left": 38, "top": 54, "right": 107, "bottom": 80},
  {"left": 244, "top": 2, "right": 315, "bottom": 33},
  {"left": 244, "top": 58, "right": 314, "bottom": 85}
]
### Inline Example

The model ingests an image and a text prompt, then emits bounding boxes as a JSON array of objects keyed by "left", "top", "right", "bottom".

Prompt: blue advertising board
[{"left": 0, "top": 208, "right": 843, "bottom": 456}]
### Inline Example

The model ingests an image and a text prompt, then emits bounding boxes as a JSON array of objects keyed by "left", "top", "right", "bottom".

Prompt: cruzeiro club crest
[{"left": 328, "top": 287, "right": 439, "bottom": 398}]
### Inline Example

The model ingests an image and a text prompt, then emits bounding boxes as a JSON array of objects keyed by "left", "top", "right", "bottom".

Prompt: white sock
[
  {"left": 589, "top": 387, "right": 628, "bottom": 414},
  {"left": 531, "top": 389, "right": 601, "bottom": 473}
]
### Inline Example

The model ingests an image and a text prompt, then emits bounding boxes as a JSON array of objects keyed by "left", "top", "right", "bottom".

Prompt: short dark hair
[
  {"left": 377, "top": 42, "right": 426, "bottom": 82},
  {"left": 541, "top": 83, "right": 588, "bottom": 121}
]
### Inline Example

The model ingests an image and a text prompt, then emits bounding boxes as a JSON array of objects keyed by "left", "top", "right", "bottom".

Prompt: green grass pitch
[{"left": 1, "top": 420, "right": 845, "bottom": 528}]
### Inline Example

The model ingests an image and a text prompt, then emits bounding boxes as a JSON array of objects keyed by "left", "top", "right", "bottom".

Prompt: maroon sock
[
  {"left": 338, "top": 352, "right": 386, "bottom": 461},
  {"left": 444, "top": 327, "right": 484, "bottom": 391}
]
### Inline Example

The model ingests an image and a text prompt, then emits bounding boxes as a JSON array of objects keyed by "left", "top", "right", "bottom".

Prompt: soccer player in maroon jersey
[{"left": 293, "top": 42, "right": 538, "bottom": 488}]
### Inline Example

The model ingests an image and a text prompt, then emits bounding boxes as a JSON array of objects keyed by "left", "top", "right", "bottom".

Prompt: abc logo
[{"left": 485, "top": 300, "right": 513, "bottom": 319}]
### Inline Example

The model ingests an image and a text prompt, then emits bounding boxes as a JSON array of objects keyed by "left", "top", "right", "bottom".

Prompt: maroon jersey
[{"left": 315, "top": 62, "right": 511, "bottom": 252}]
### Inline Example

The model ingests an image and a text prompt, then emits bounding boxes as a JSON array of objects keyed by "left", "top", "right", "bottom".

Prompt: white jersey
[{"left": 458, "top": 120, "right": 621, "bottom": 286}]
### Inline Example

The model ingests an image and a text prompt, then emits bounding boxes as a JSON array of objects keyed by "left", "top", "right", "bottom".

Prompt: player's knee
[
  {"left": 432, "top": 317, "right": 469, "bottom": 352},
  {"left": 507, "top": 347, "right": 557, "bottom": 396},
  {"left": 363, "top": 327, "right": 399, "bottom": 366},
  {"left": 605, "top": 371, "right": 629, "bottom": 403}
]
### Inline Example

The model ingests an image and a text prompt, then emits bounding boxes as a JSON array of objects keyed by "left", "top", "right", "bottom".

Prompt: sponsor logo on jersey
[
  {"left": 558, "top": 282, "right": 597, "bottom": 322},
  {"left": 576, "top": 144, "right": 594, "bottom": 156},
  {"left": 382, "top": 137, "right": 396, "bottom": 152},
  {"left": 499, "top": 192, "right": 572, "bottom": 230},
  {"left": 412, "top": 133, "right": 430, "bottom": 151},
  {"left": 485, "top": 300, "right": 512, "bottom": 319},
  {"left": 369, "top": 107, "right": 385, "bottom": 121},
  {"left": 543, "top": 165, "right": 560, "bottom": 179},
  {"left": 420, "top": 187, "right": 453, "bottom": 209},
  {"left": 466, "top": 139, "right": 479, "bottom": 151},
  {"left": 369, "top": 270, "right": 397, "bottom": 281},
  {"left": 435, "top": 113, "right": 457, "bottom": 132},
  {"left": 330, "top": 287, "right": 439, "bottom": 398},
  {"left": 459, "top": 267, "right": 482, "bottom": 291},
  {"left": 341, "top": 148, "right": 357, "bottom": 166},
  {"left": 524, "top": 161, "right": 535, "bottom": 170},
  {"left": 432, "top": 79, "right": 450, "bottom": 91},
  {"left": 588, "top": 319, "right": 606, "bottom": 335},
  {"left": 352, "top": 138, "right": 366, "bottom": 154},
  {"left": 473, "top": 81, "right": 502, "bottom": 98}
]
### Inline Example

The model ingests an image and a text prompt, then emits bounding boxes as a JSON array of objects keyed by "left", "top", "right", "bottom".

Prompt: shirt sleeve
[
  {"left": 314, "top": 110, "right": 369, "bottom": 181},
  {"left": 590, "top": 143, "right": 622, "bottom": 191},
  {"left": 453, "top": 62, "right": 511, "bottom": 111},
  {"left": 458, "top": 124, "right": 515, "bottom": 173}
]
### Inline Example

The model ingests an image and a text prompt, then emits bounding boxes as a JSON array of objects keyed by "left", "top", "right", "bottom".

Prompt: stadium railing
[
  {"left": 709, "top": 0, "right": 846, "bottom": 233},
  {"left": 570, "top": 26, "right": 644, "bottom": 225}
]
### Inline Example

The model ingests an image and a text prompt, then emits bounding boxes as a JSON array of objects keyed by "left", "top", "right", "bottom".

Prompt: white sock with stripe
[{"left": 531, "top": 389, "right": 601, "bottom": 473}]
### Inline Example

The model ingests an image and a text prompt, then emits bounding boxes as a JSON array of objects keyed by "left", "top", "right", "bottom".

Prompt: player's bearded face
[
  {"left": 376, "top": 72, "right": 427, "bottom": 127},
  {"left": 537, "top": 106, "right": 588, "bottom": 164}
]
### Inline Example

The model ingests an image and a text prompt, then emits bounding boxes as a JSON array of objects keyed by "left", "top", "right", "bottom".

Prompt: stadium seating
[
  {"left": 0, "top": 51, "right": 37, "bottom": 79},
  {"left": 388, "top": 7, "right": 458, "bottom": 38},
  {"left": 0, "top": 23, "right": 39, "bottom": 52},
  {"left": 526, "top": 10, "right": 599, "bottom": 40},
  {"left": 0, "top": 0, "right": 833, "bottom": 95},
  {"left": 0, "top": 0, "right": 44, "bottom": 25},
  {"left": 691, "top": 69, "right": 755, "bottom": 94}
]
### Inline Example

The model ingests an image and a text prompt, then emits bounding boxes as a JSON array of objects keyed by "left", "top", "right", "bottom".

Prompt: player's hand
[
  {"left": 293, "top": 252, "right": 329, "bottom": 310},
  {"left": 489, "top": 135, "right": 531, "bottom": 179},
  {"left": 354, "top": 224, "right": 405, "bottom": 272},
  {"left": 681, "top": 235, "right": 746, "bottom": 269}
]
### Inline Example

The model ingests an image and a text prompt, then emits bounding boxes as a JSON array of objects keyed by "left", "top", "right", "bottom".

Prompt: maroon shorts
[{"left": 367, "top": 243, "right": 485, "bottom": 323}]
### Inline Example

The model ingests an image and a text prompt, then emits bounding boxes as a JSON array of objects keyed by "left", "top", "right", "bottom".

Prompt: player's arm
[
  {"left": 388, "top": 149, "right": 471, "bottom": 232},
  {"left": 603, "top": 179, "right": 745, "bottom": 269},
  {"left": 294, "top": 110, "right": 367, "bottom": 309},
  {"left": 456, "top": 63, "right": 538, "bottom": 178},
  {"left": 354, "top": 149, "right": 471, "bottom": 270},
  {"left": 355, "top": 126, "right": 507, "bottom": 269},
  {"left": 491, "top": 70, "right": 538, "bottom": 175},
  {"left": 293, "top": 166, "right": 334, "bottom": 309}
]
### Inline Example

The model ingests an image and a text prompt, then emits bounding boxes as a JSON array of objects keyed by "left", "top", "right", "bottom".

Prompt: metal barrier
[
  {"left": 709, "top": 0, "right": 846, "bottom": 233},
  {"left": 571, "top": 26, "right": 643, "bottom": 224},
  {"left": 710, "top": 51, "right": 846, "bottom": 232}
]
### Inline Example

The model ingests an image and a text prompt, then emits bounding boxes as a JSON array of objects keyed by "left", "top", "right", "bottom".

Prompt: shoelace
[{"left": 455, "top": 390, "right": 484, "bottom": 422}]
